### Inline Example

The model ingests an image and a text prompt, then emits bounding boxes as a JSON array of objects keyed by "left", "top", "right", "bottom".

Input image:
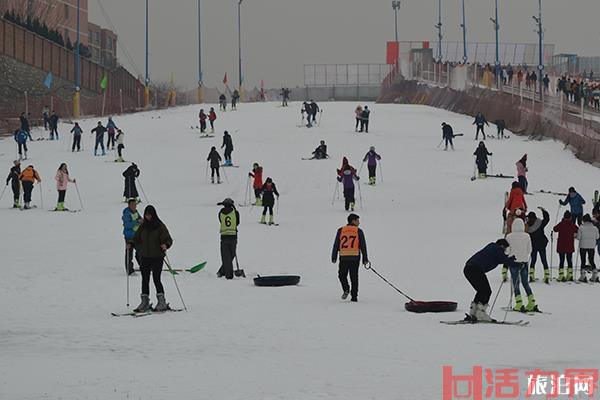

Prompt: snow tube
[
  {"left": 404, "top": 300, "right": 457, "bottom": 313},
  {"left": 253, "top": 275, "right": 301, "bottom": 287}
]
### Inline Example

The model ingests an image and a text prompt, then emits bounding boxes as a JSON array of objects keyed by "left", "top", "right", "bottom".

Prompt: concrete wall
[{"left": 290, "top": 85, "right": 381, "bottom": 102}]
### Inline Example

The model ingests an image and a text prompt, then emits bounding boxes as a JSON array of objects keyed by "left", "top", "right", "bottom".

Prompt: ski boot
[
  {"left": 525, "top": 294, "right": 539, "bottom": 312},
  {"left": 475, "top": 303, "right": 493, "bottom": 322},
  {"left": 23, "top": 151, "right": 28, "bottom": 160},
  {"left": 591, "top": 269, "right": 599, "bottom": 283},
  {"left": 341, "top": 291, "right": 349, "bottom": 300},
  {"left": 102, "top": 151, "right": 106, "bottom": 156},
  {"left": 13, "top": 200, "right": 19, "bottom": 209},
  {"left": 350, "top": 202, "right": 355, "bottom": 212},
  {"left": 255, "top": 198, "right": 262, "bottom": 206},
  {"left": 153, "top": 293, "right": 170, "bottom": 312},
  {"left": 579, "top": 270, "right": 588, "bottom": 283},
  {"left": 260, "top": 215, "right": 267, "bottom": 224},
  {"left": 513, "top": 295, "right": 526, "bottom": 312},
  {"left": 543, "top": 269, "right": 550, "bottom": 284},
  {"left": 134, "top": 294, "right": 152, "bottom": 312},
  {"left": 23, "top": 202, "right": 30, "bottom": 210},
  {"left": 557, "top": 268, "right": 566, "bottom": 282},
  {"left": 529, "top": 268, "right": 537, "bottom": 283},
  {"left": 268, "top": 215, "right": 274, "bottom": 226},
  {"left": 211, "top": 177, "right": 215, "bottom": 184},
  {"left": 566, "top": 267, "right": 574, "bottom": 281},
  {"left": 54, "top": 202, "right": 65, "bottom": 211},
  {"left": 469, "top": 301, "right": 478, "bottom": 319}
]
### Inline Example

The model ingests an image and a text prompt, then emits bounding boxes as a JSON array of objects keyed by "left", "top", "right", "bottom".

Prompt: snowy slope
[{"left": 1, "top": 102, "right": 599, "bottom": 399}]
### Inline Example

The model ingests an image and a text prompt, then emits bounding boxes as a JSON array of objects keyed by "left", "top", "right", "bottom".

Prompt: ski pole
[
  {"left": 357, "top": 180, "right": 363, "bottom": 209},
  {"left": 39, "top": 181, "right": 44, "bottom": 209},
  {"left": 379, "top": 160, "right": 384, "bottom": 183},
  {"left": 503, "top": 274, "right": 514, "bottom": 322},
  {"left": 488, "top": 277, "right": 505, "bottom": 316},
  {"left": 164, "top": 254, "right": 188, "bottom": 311},
  {"left": 137, "top": 178, "right": 150, "bottom": 203},
  {"left": 436, "top": 138, "right": 444, "bottom": 149},
  {"left": 364, "top": 262, "right": 415, "bottom": 302},
  {"left": 75, "top": 181, "right": 84, "bottom": 210},
  {"left": 0, "top": 185, "right": 7, "bottom": 203},
  {"left": 276, "top": 196, "right": 280, "bottom": 215},
  {"left": 125, "top": 247, "right": 130, "bottom": 307},
  {"left": 205, "top": 161, "right": 209, "bottom": 183},
  {"left": 357, "top": 161, "right": 364, "bottom": 177},
  {"left": 490, "top": 155, "right": 494, "bottom": 175},
  {"left": 221, "top": 165, "right": 229, "bottom": 183},
  {"left": 331, "top": 182, "right": 339, "bottom": 206},
  {"left": 244, "top": 176, "right": 251, "bottom": 206},
  {"left": 472, "top": 157, "right": 477, "bottom": 180}
]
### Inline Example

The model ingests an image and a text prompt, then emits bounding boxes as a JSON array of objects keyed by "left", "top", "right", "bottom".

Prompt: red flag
[{"left": 223, "top": 73, "right": 228, "bottom": 85}]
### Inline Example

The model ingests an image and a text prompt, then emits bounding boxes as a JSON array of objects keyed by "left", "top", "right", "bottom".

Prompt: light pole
[
  {"left": 533, "top": 0, "right": 544, "bottom": 101},
  {"left": 490, "top": 0, "right": 500, "bottom": 85},
  {"left": 435, "top": 0, "right": 442, "bottom": 62},
  {"left": 144, "top": 0, "right": 150, "bottom": 108},
  {"left": 73, "top": 0, "right": 81, "bottom": 118},
  {"left": 392, "top": 1, "right": 400, "bottom": 44},
  {"left": 460, "top": 0, "right": 467, "bottom": 63},
  {"left": 238, "top": 0, "right": 243, "bottom": 91},
  {"left": 197, "top": 0, "right": 203, "bottom": 102}
]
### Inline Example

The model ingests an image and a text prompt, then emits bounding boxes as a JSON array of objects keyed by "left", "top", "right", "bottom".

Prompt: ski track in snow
[{"left": 1, "top": 102, "right": 599, "bottom": 399}]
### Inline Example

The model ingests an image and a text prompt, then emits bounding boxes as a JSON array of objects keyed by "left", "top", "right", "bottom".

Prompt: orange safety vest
[{"left": 339, "top": 225, "right": 360, "bottom": 257}]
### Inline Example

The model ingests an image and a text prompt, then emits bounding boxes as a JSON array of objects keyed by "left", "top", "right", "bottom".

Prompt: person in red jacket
[
  {"left": 199, "top": 109, "right": 207, "bottom": 133},
  {"left": 504, "top": 181, "right": 528, "bottom": 234},
  {"left": 208, "top": 107, "right": 217, "bottom": 133},
  {"left": 248, "top": 163, "right": 263, "bottom": 206},
  {"left": 553, "top": 210, "right": 578, "bottom": 282}
]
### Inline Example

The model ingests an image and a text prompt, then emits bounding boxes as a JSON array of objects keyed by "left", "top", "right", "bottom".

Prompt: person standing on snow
[
  {"left": 441, "top": 122, "right": 455, "bottom": 151},
  {"left": 199, "top": 109, "right": 208, "bottom": 133},
  {"left": 559, "top": 187, "right": 586, "bottom": 225},
  {"left": 130, "top": 205, "right": 173, "bottom": 312},
  {"left": 337, "top": 157, "right": 360, "bottom": 211},
  {"left": 18, "top": 164, "right": 41, "bottom": 209},
  {"left": 13, "top": 128, "right": 29, "bottom": 160},
  {"left": 208, "top": 107, "right": 217, "bottom": 133},
  {"left": 115, "top": 129, "right": 126, "bottom": 162},
  {"left": 463, "top": 239, "right": 518, "bottom": 322},
  {"left": 309, "top": 100, "right": 320, "bottom": 125},
  {"left": 106, "top": 117, "right": 118, "bottom": 150},
  {"left": 91, "top": 121, "right": 107, "bottom": 156},
  {"left": 473, "top": 141, "right": 492, "bottom": 178},
  {"left": 70, "top": 122, "right": 82, "bottom": 152},
  {"left": 221, "top": 131, "right": 234, "bottom": 166},
  {"left": 359, "top": 106, "right": 370, "bottom": 133},
  {"left": 5, "top": 160, "right": 21, "bottom": 208},
  {"left": 331, "top": 213, "right": 369, "bottom": 302},
  {"left": 206, "top": 146, "right": 222, "bottom": 184},
  {"left": 123, "top": 163, "right": 140, "bottom": 203},
  {"left": 577, "top": 214, "right": 599, "bottom": 283},
  {"left": 49, "top": 111, "right": 59, "bottom": 140},
  {"left": 494, "top": 119, "right": 506, "bottom": 139},
  {"left": 122, "top": 198, "right": 143, "bottom": 275},
  {"left": 54, "top": 163, "right": 76, "bottom": 211},
  {"left": 473, "top": 112, "right": 489, "bottom": 140},
  {"left": 526, "top": 207, "right": 550, "bottom": 283},
  {"left": 553, "top": 210, "right": 578, "bottom": 282},
  {"left": 362, "top": 147, "right": 381, "bottom": 185},
  {"left": 19, "top": 113, "right": 31, "bottom": 138},
  {"left": 42, "top": 106, "right": 50, "bottom": 131},
  {"left": 248, "top": 163, "right": 263, "bottom": 205},
  {"left": 516, "top": 154, "right": 528, "bottom": 193},
  {"left": 219, "top": 93, "right": 227, "bottom": 111},
  {"left": 259, "top": 177, "right": 279, "bottom": 225},
  {"left": 216, "top": 198, "right": 240, "bottom": 280},
  {"left": 232, "top": 90, "right": 240, "bottom": 110},
  {"left": 354, "top": 105, "right": 363, "bottom": 132},
  {"left": 506, "top": 218, "right": 539, "bottom": 312}
]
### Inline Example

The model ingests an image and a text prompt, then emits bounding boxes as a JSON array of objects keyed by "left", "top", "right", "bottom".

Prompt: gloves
[
  {"left": 248, "top": 173, "right": 252, "bottom": 177},
  {"left": 331, "top": 257, "right": 337, "bottom": 264}
]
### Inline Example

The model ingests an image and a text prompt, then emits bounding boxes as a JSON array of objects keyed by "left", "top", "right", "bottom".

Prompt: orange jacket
[
  {"left": 505, "top": 187, "right": 527, "bottom": 212},
  {"left": 19, "top": 167, "right": 41, "bottom": 183}
]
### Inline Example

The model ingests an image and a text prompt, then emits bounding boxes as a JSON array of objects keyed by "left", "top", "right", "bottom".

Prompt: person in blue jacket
[
  {"left": 71, "top": 122, "right": 83, "bottom": 152},
  {"left": 559, "top": 187, "right": 586, "bottom": 225},
  {"left": 106, "top": 117, "right": 118, "bottom": 150},
  {"left": 464, "top": 239, "right": 518, "bottom": 322},
  {"left": 122, "top": 198, "right": 143, "bottom": 275},
  {"left": 13, "top": 129, "right": 29, "bottom": 160}
]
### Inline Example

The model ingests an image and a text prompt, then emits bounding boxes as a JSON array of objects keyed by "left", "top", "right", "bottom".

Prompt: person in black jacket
[
  {"left": 359, "top": 106, "right": 370, "bottom": 133},
  {"left": 473, "top": 112, "right": 489, "bottom": 140},
  {"left": 310, "top": 140, "right": 328, "bottom": 160},
  {"left": 123, "top": 163, "right": 140, "bottom": 202},
  {"left": 331, "top": 214, "right": 369, "bottom": 302},
  {"left": 309, "top": 100, "right": 320, "bottom": 124},
  {"left": 19, "top": 113, "right": 31, "bottom": 136},
  {"left": 206, "top": 146, "right": 222, "bottom": 184},
  {"left": 441, "top": 122, "right": 455, "bottom": 151},
  {"left": 49, "top": 111, "right": 59, "bottom": 140},
  {"left": 494, "top": 119, "right": 506, "bottom": 139},
  {"left": 526, "top": 207, "right": 551, "bottom": 283},
  {"left": 217, "top": 198, "right": 240, "bottom": 279},
  {"left": 5, "top": 160, "right": 21, "bottom": 208},
  {"left": 259, "top": 177, "right": 279, "bottom": 225},
  {"left": 221, "top": 131, "right": 234, "bottom": 166},
  {"left": 219, "top": 94, "right": 227, "bottom": 111},
  {"left": 473, "top": 141, "right": 492, "bottom": 178},
  {"left": 91, "top": 121, "right": 107, "bottom": 156}
]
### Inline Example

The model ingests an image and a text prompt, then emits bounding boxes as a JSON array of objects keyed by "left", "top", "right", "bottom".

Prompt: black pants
[
  {"left": 219, "top": 237, "right": 237, "bottom": 279},
  {"left": 558, "top": 253, "right": 573, "bottom": 269},
  {"left": 117, "top": 144, "right": 124, "bottom": 157},
  {"left": 125, "top": 241, "right": 140, "bottom": 274},
  {"left": 262, "top": 205, "right": 274, "bottom": 216},
  {"left": 355, "top": 118, "right": 361, "bottom": 130},
  {"left": 497, "top": 127, "right": 504, "bottom": 138},
  {"left": 57, "top": 190, "right": 66, "bottom": 203},
  {"left": 580, "top": 249, "right": 596, "bottom": 269},
  {"left": 476, "top": 161, "right": 487, "bottom": 174},
  {"left": 343, "top": 188, "right": 355, "bottom": 210},
  {"left": 232, "top": 101, "right": 237, "bottom": 110},
  {"left": 338, "top": 258, "right": 359, "bottom": 299},
  {"left": 22, "top": 180, "right": 34, "bottom": 203},
  {"left": 220, "top": 102, "right": 226, "bottom": 111},
  {"left": 518, "top": 176, "right": 528, "bottom": 193},
  {"left": 107, "top": 132, "right": 115, "bottom": 148},
  {"left": 475, "top": 125, "right": 485, "bottom": 139},
  {"left": 211, "top": 166, "right": 220, "bottom": 179},
  {"left": 254, "top": 188, "right": 262, "bottom": 199},
  {"left": 200, "top": 121, "right": 206, "bottom": 132},
  {"left": 50, "top": 127, "right": 58, "bottom": 139},
  {"left": 140, "top": 257, "right": 165, "bottom": 295},
  {"left": 210, "top": 120, "right": 215, "bottom": 130},
  {"left": 571, "top": 213, "right": 583, "bottom": 226},
  {"left": 464, "top": 263, "right": 492, "bottom": 304},
  {"left": 44, "top": 117, "right": 49, "bottom": 130},
  {"left": 11, "top": 183, "right": 19, "bottom": 202},
  {"left": 444, "top": 137, "right": 453, "bottom": 148},
  {"left": 18, "top": 142, "right": 27, "bottom": 156},
  {"left": 368, "top": 165, "right": 376, "bottom": 179},
  {"left": 360, "top": 120, "right": 369, "bottom": 132},
  {"left": 224, "top": 149, "right": 232, "bottom": 161},
  {"left": 95, "top": 136, "right": 105, "bottom": 153},
  {"left": 72, "top": 135, "right": 81, "bottom": 151}
]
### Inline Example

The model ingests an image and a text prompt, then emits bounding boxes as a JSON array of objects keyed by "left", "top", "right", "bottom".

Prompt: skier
[
  {"left": 553, "top": 210, "right": 578, "bottom": 282},
  {"left": 123, "top": 163, "right": 140, "bottom": 203},
  {"left": 91, "top": 121, "right": 107, "bottom": 156},
  {"left": 130, "top": 205, "right": 173, "bottom": 312},
  {"left": 19, "top": 112, "right": 31, "bottom": 137},
  {"left": 504, "top": 182, "right": 527, "bottom": 234},
  {"left": 362, "top": 146, "right": 381, "bottom": 185},
  {"left": 309, "top": 140, "right": 328, "bottom": 160},
  {"left": 219, "top": 93, "right": 227, "bottom": 111},
  {"left": 473, "top": 141, "right": 492, "bottom": 178},
  {"left": 123, "top": 198, "right": 142, "bottom": 275},
  {"left": 106, "top": 117, "right": 117, "bottom": 150},
  {"left": 199, "top": 109, "right": 207, "bottom": 133},
  {"left": 232, "top": 90, "right": 240, "bottom": 110},
  {"left": 463, "top": 239, "right": 519, "bottom": 322},
  {"left": 577, "top": 214, "right": 599, "bottom": 283},
  {"left": 49, "top": 111, "right": 59, "bottom": 140},
  {"left": 115, "top": 129, "right": 125, "bottom": 162},
  {"left": 206, "top": 146, "right": 222, "bottom": 184},
  {"left": 259, "top": 177, "right": 279, "bottom": 225},
  {"left": 221, "top": 131, "right": 234, "bottom": 166},
  {"left": 309, "top": 100, "right": 320, "bottom": 125},
  {"left": 302, "top": 102, "right": 311, "bottom": 126},
  {"left": 494, "top": 119, "right": 506, "bottom": 139},
  {"left": 526, "top": 207, "right": 550, "bottom": 283},
  {"left": 70, "top": 122, "right": 82, "bottom": 152},
  {"left": 331, "top": 213, "right": 369, "bottom": 302},
  {"left": 216, "top": 198, "right": 240, "bottom": 280},
  {"left": 559, "top": 187, "right": 586, "bottom": 225},
  {"left": 5, "top": 160, "right": 21, "bottom": 208},
  {"left": 280, "top": 88, "right": 290, "bottom": 106},
  {"left": 208, "top": 107, "right": 217, "bottom": 133},
  {"left": 473, "top": 112, "right": 489, "bottom": 140},
  {"left": 18, "top": 164, "right": 41, "bottom": 209},
  {"left": 516, "top": 154, "right": 528, "bottom": 193},
  {"left": 54, "top": 163, "right": 76, "bottom": 211},
  {"left": 13, "top": 128, "right": 29, "bottom": 160},
  {"left": 506, "top": 218, "right": 538, "bottom": 312},
  {"left": 42, "top": 106, "right": 50, "bottom": 131},
  {"left": 359, "top": 106, "right": 370, "bottom": 133},
  {"left": 337, "top": 157, "right": 360, "bottom": 211},
  {"left": 248, "top": 163, "right": 263, "bottom": 205},
  {"left": 441, "top": 122, "right": 454, "bottom": 151},
  {"left": 354, "top": 105, "right": 363, "bottom": 132}
]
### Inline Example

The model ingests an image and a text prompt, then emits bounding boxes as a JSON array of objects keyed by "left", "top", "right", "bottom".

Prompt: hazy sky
[{"left": 88, "top": 0, "right": 600, "bottom": 89}]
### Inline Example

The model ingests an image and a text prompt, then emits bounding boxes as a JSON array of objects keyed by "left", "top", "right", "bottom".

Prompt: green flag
[{"left": 100, "top": 74, "right": 108, "bottom": 90}]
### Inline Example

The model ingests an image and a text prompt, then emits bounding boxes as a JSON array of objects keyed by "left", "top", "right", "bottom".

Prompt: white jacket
[
  {"left": 577, "top": 222, "right": 599, "bottom": 249},
  {"left": 506, "top": 218, "right": 532, "bottom": 262},
  {"left": 116, "top": 131, "right": 124, "bottom": 145}
]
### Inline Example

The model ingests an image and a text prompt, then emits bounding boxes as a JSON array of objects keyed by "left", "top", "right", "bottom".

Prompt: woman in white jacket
[
  {"left": 506, "top": 218, "right": 538, "bottom": 312},
  {"left": 576, "top": 214, "right": 599, "bottom": 282}
]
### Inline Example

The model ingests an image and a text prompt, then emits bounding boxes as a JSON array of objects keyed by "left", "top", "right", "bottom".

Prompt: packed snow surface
[{"left": 1, "top": 102, "right": 599, "bottom": 399}]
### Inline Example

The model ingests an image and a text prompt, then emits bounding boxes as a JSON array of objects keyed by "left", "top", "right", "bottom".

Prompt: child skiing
[
  {"left": 199, "top": 109, "right": 208, "bottom": 133},
  {"left": 473, "top": 112, "right": 489, "bottom": 140},
  {"left": 54, "top": 163, "right": 76, "bottom": 211},
  {"left": 441, "top": 122, "right": 455, "bottom": 151},
  {"left": 577, "top": 214, "right": 599, "bottom": 282},
  {"left": 217, "top": 198, "right": 240, "bottom": 280},
  {"left": 559, "top": 187, "right": 586, "bottom": 225},
  {"left": 259, "top": 177, "right": 279, "bottom": 225},
  {"left": 13, "top": 128, "right": 29, "bottom": 160},
  {"left": 354, "top": 105, "right": 363, "bottom": 132},
  {"left": 337, "top": 157, "right": 360, "bottom": 211},
  {"left": 473, "top": 141, "right": 492, "bottom": 178},
  {"left": 553, "top": 210, "right": 578, "bottom": 282},
  {"left": 123, "top": 163, "right": 140, "bottom": 202},
  {"left": 91, "top": 121, "right": 107, "bottom": 156},
  {"left": 506, "top": 218, "right": 539, "bottom": 312},
  {"left": 248, "top": 163, "right": 263, "bottom": 205},
  {"left": 208, "top": 107, "right": 217, "bottom": 133},
  {"left": 18, "top": 164, "right": 41, "bottom": 209},
  {"left": 526, "top": 207, "right": 550, "bottom": 283},
  {"left": 206, "top": 146, "right": 222, "bottom": 184},
  {"left": 504, "top": 181, "right": 527, "bottom": 234},
  {"left": 71, "top": 122, "right": 82, "bottom": 152},
  {"left": 516, "top": 154, "right": 528, "bottom": 193},
  {"left": 5, "top": 160, "right": 21, "bottom": 208},
  {"left": 362, "top": 147, "right": 381, "bottom": 185},
  {"left": 122, "top": 198, "right": 143, "bottom": 275},
  {"left": 115, "top": 129, "right": 125, "bottom": 162},
  {"left": 221, "top": 131, "right": 234, "bottom": 166},
  {"left": 106, "top": 117, "right": 118, "bottom": 150}
]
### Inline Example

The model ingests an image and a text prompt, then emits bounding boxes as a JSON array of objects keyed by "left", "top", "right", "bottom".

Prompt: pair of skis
[
  {"left": 111, "top": 308, "right": 184, "bottom": 318},
  {"left": 441, "top": 314, "right": 529, "bottom": 326}
]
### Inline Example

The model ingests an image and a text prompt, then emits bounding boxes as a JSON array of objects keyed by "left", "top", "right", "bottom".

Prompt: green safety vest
[{"left": 220, "top": 211, "right": 237, "bottom": 236}]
